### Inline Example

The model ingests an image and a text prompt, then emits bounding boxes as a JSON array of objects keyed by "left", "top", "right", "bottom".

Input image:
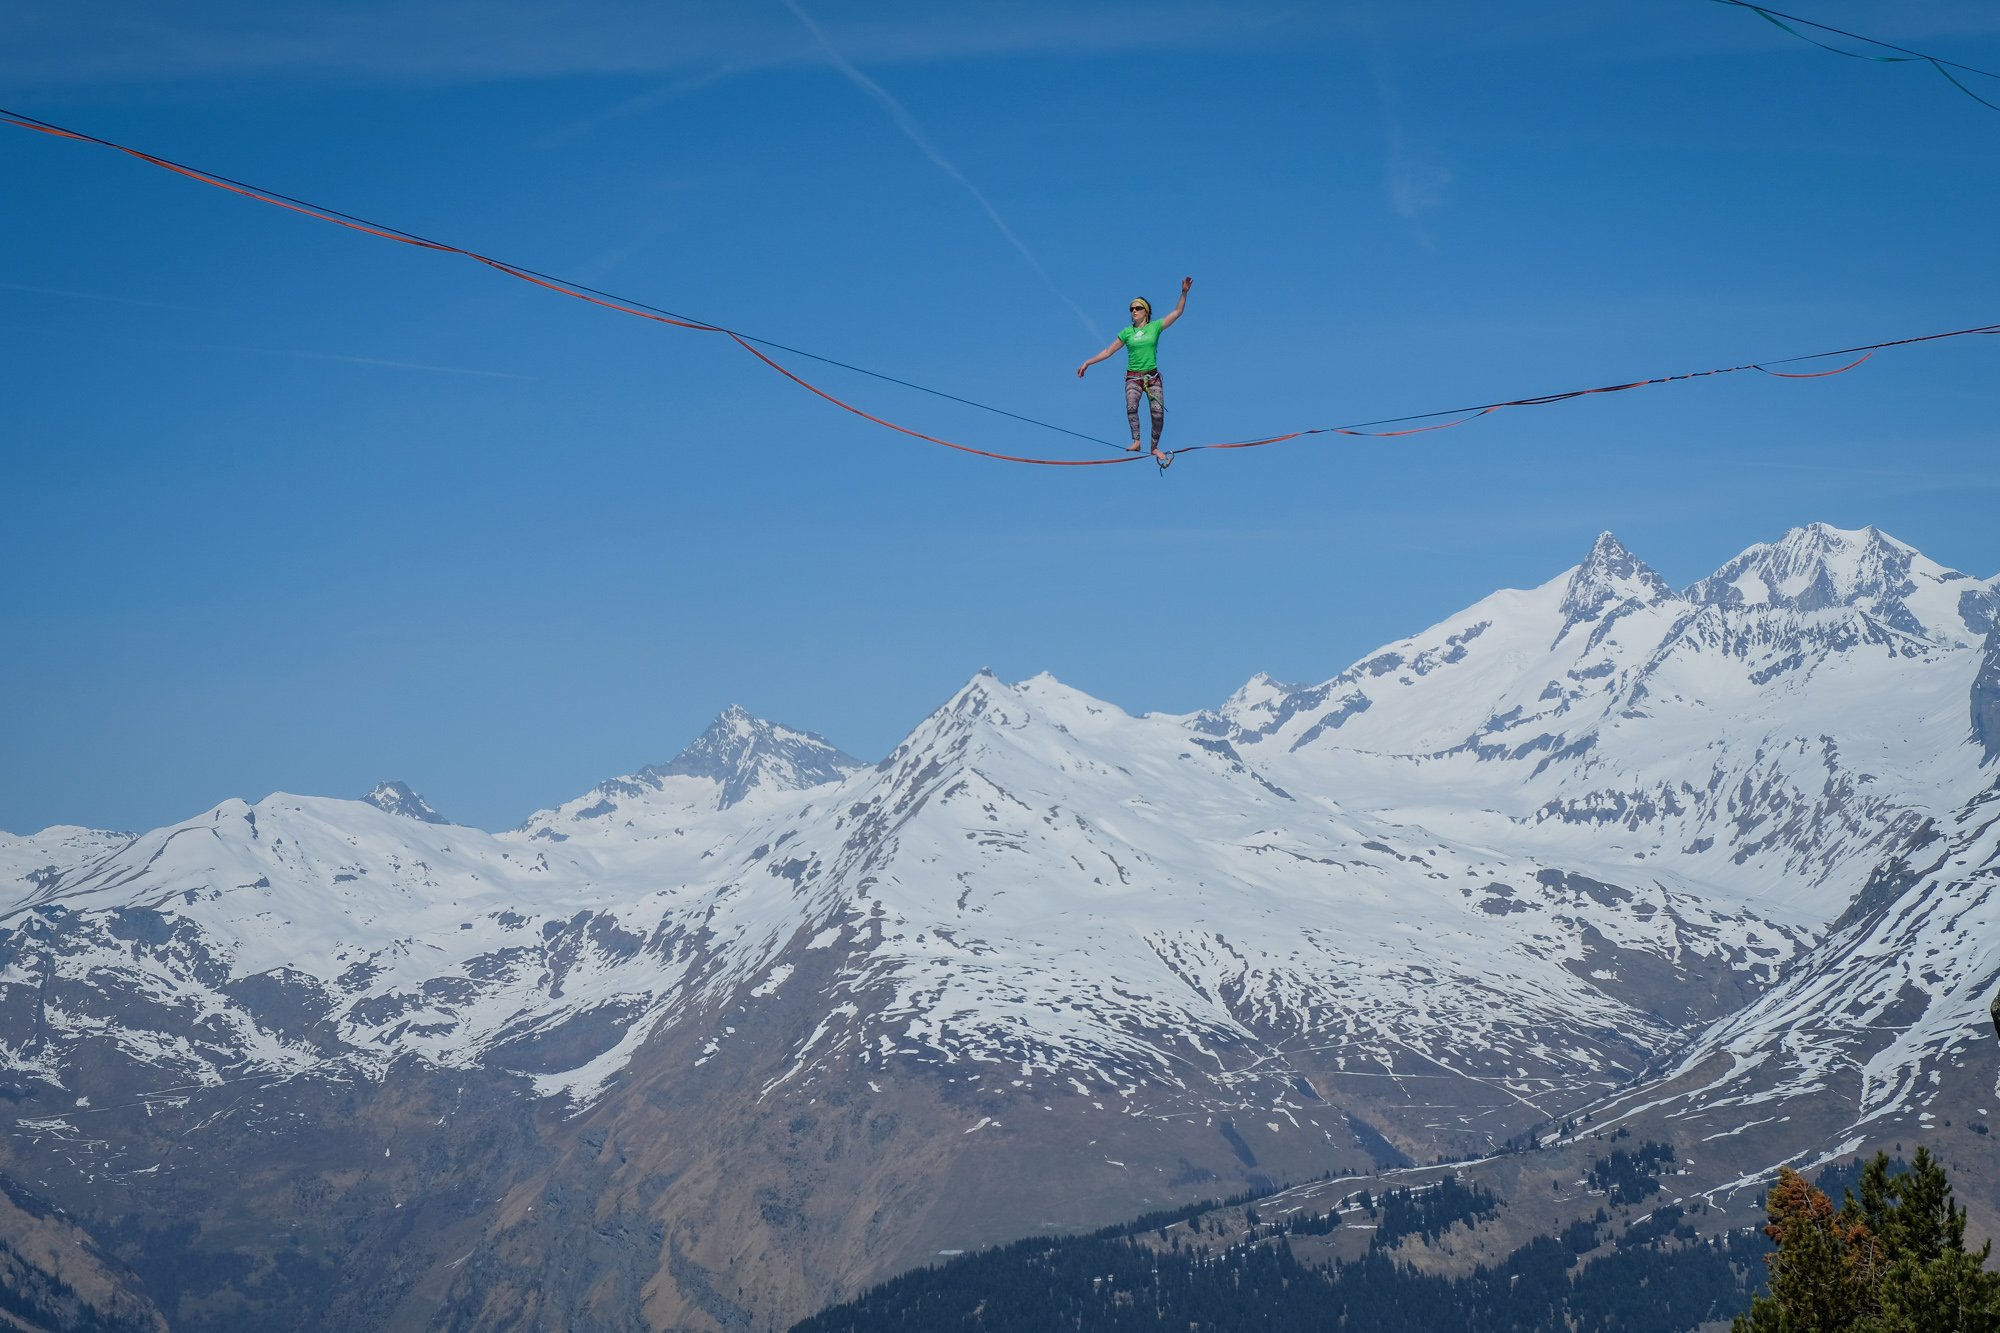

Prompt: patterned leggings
[{"left": 1125, "top": 371, "right": 1165, "bottom": 444}]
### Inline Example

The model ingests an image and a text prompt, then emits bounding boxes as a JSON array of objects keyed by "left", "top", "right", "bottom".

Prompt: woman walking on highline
[{"left": 1077, "top": 276, "right": 1192, "bottom": 464}]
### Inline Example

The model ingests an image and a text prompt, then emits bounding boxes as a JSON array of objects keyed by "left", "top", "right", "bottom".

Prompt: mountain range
[{"left": 2, "top": 521, "right": 1995, "bottom": 1332}]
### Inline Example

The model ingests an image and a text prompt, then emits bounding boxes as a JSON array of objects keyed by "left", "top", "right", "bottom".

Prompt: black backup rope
[
  {"left": 1710, "top": 0, "right": 2000, "bottom": 113},
  {"left": 6, "top": 102, "right": 1997, "bottom": 465},
  {"left": 0, "top": 105, "right": 1126, "bottom": 455}
]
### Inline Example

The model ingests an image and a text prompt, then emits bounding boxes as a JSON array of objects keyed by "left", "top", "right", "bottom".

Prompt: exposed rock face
[
  {"left": 1585, "top": 776, "right": 2000, "bottom": 1215},
  {"left": 1975, "top": 626, "right": 2000, "bottom": 765},
  {"left": 1682, "top": 522, "right": 1980, "bottom": 644},
  {"left": 364, "top": 780, "right": 450, "bottom": 824},
  {"left": 515, "top": 706, "right": 867, "bottom": 843},
  {"left": 2, "top": 523, "right": 1996, "bottom": 1331},
  {"left": 650, "top": 704, "right": 865, "bottom": 809},
  {"left": 1556, "top": 530, "right": 1675, "bottom": 636}
]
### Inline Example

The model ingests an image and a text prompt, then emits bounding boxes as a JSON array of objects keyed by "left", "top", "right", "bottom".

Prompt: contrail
[
  {"left": 531, "top": 60, "right": 774, "bottom": 150},
  {"left": 0, "top": 279, "right": 218, "bottom": 315},
  {"left": 1, "top": 284, "right": 525, "bottom": 377},
  {"left": 238, "top": 347, "right": 531, "bottom": 378},
  {"left": 780, "top": 0, "right": 1099, "bottom": 337}
]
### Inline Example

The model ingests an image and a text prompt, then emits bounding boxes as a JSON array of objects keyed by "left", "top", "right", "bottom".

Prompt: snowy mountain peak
[
  {"left": 511, "top": 709, "right": 865, "bottom": 839},
  {"left": 1201, "top": 672, "right": 1298, "bottom": 736},
  {"left": 1687, "top": 523, "right": 1891, "bottom": 606},
  {"left": 884, "top": 673, "right": 1012, "bottom": 756},
  {"left": 1228, "top": 671, "right": 1291, "bottom": 707},
  {"left": 1685, "top": 522, "right": 1987, "bottom": 644},
  {"left": 363, "top": 781, "right": 448, "bottom": 824},
  {"left": 1558, "top": 531, "right": 1676, "bottom": 626},
  {"left": 948, "top": 669, "right": 1010, "bottom": 711},
  {"left": 649, "top": 707, "right": 864, "bottom": 809}
]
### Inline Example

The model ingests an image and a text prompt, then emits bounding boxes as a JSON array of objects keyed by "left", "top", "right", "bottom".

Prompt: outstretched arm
[
  {"left": 1076, "top": 337, "right": 1125, "bottom": 377},
  {"left": 1158, "top": 275, "right": 1193, "bottom": 330}
]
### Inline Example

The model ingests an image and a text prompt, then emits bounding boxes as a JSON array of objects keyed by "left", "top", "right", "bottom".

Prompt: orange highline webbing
[
  {"left": 1756, "top": 352, "right": 1873, "bottom": 378},
  {"left": 7, "top": 115, "right": 728, "bottom": 335},
  {"left": 728, "top": 334, "right": 1142, "bottom": 466},
  {"left": 8, "top": 110, "right": 1996, "bottom": 470},
  {"left": 12, "top": 120, "right": 458, "bottom": 256},
  {"left": 1164, "top": 350, "right": 1890, "bottom": 460},
  {"left": 6, "top": 111, "right": 1125, "bottom": 466},
  {"left": 473, "top": 257, "right": 720, "bottom": 333},
  {"left": 1339, "top": 408, "right": 1504, "bottom": 437},
  {"left": 1181, "top": 408, "right": 1503, "bottom": 456}
]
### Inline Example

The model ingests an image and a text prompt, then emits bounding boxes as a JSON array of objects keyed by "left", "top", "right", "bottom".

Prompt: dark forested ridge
[
  {"left": 1587, "top": 1140, "right": 1678, "bottom": 1207},
  {"left": 790, "top": 1225, "right": 1765, "bottom": 1333},
  {"left": 791, "top": 1137, "right": 2000, "bottom": 1333},
  {"left": 1370, "top": 1176, "right": 1499, "bottom": 1248},
  {"left": 793, "top": 1143, "right": 1767, "bottom": 1333}
]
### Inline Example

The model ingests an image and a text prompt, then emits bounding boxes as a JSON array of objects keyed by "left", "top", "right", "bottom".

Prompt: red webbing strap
[
  {"left": 1162, "top": 340, "right": 1951, "bottom": 462},
  {"left": 5, "top": 115, "right": 726, "bottom": 335},
  {"left": 10, "top": 110, "right": 1999, "bottom": 471},
  {"left": 1754, "top": 352, "right": 1872, "bottom": 378},
  {"left": 4, "top": 111, "right": 1139, "bottom": 467},
  {"left": 8, "top": 117, "right": 460, "bottom": 254},
  {"left": 1338, "top": 408, "right": 1503, "bottom": 437},
  {"left": 1182, "top": 429, "right": 1323, "bottom": 454},
  {"left": 471, "top": 257, "right": 719, "bottom": 332},
  {"left": 1169, "top": 407, "right": 1502, "bottom": 460},
  {"left": 727, "top": 334, "right": 1142, "bottom": 466}
]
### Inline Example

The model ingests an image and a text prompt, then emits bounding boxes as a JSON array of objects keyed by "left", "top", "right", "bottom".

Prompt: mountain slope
[
  {"left": 0, "top": 826, "right": 131, "bottom": 914},
  {"left": 1, "top": 522, "right": 1995, "bottom": 1331},
  {"left": 1587, "top": 774, "right": 2000, "bottom": 1206},
  {"left": 1207, "top": 525, "right": 1989, "bottom": 924}
]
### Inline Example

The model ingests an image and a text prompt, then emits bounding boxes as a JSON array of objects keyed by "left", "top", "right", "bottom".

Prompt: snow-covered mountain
[
  {"left": 0, "top": 676, "right": 1800, "bottom": 1119},
  {"left": 1205, "top": 525, "right": 1990, "bottom": 923},
  {"left": 363, "top": 780, "right": 450, "bottom": 824},
  {"left": 0, "top": 825, "right": 132, "bottom": 913},
  {"left": 1684, "top": 522, "right": 1996, "bottom": 635},
  {"left": 1584, "top": 770, "right": 2000, "bottom": 1213},
  {"left": 1, "top": 522, "right": 1994, "bottom": 1333},
  {"left": 516, "top": 703, "right": 865, "bottom": 843}
]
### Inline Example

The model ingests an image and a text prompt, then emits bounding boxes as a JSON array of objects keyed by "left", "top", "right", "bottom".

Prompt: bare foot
[
  {"left": 1125, "top": 441, "right": 1143, "bottom": 452},
  {"left": 1151, "top": 448, "right": 1172, "bottom": 469}
]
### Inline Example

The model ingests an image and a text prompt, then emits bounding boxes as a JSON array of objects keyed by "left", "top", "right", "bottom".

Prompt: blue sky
[{"left": 5, "top": 0, "right": 1999, "bottom": 834}]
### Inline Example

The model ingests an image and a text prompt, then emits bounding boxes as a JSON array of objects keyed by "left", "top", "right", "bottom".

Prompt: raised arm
[
  {"left": 1158, "top": 275, "right": 1193, "bottom": 330},
  {"left": 1076, "top": 336, "right": 1125, "bottom": 377}
]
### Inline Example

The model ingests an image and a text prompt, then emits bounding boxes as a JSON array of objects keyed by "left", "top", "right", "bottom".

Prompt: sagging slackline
[{"left": 1077, "top": 276, "right": 1193, "bottom": 464}]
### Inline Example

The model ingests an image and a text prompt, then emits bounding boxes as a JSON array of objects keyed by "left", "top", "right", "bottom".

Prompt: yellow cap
[{"left": 1130, "top": 297, "right": 1151, "bottom": 315}]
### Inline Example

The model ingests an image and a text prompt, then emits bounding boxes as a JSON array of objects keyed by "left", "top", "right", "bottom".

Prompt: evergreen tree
[
  {"left": 1860, "top": 1149, "right": 2000, "bottom": 1333},
  {"left": 1733, "top": 1149, "right": 2000, "bottom": 1333},
  {"left": 1735, "top": 1166, "right": 1874, "bottom": 1332}
]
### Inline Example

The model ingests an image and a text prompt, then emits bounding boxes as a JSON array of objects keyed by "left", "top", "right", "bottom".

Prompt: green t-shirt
[{"left": 1117, "top": 319, "right": 1165, "bottom": 373}]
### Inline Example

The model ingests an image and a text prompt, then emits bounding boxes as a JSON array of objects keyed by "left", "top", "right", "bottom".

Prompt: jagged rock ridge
[
  {"left": 648, "top": 704, "right": 864, "bottom": 808},
  {"left": 363, "top": 780, "right": 449, "bottom": 824}
]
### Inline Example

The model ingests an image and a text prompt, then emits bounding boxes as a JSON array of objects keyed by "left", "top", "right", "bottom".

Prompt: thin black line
[
  {"left": 1710, "top": 0, "right": 2000, "bottom": 82},
  {"left": 1251, "top": 325, "right": 2000, "bottom": 437},
  {"left": 0, "top": 105, "right": 1125, "bottom": 453},
  {"left": 8, "top": 106, "right": 1996, "bottom": 461}
]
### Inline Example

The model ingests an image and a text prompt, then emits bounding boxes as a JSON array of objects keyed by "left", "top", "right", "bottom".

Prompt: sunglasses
[{"left": 1129, "top": 305, "right": 1148, "bottom": 311}]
